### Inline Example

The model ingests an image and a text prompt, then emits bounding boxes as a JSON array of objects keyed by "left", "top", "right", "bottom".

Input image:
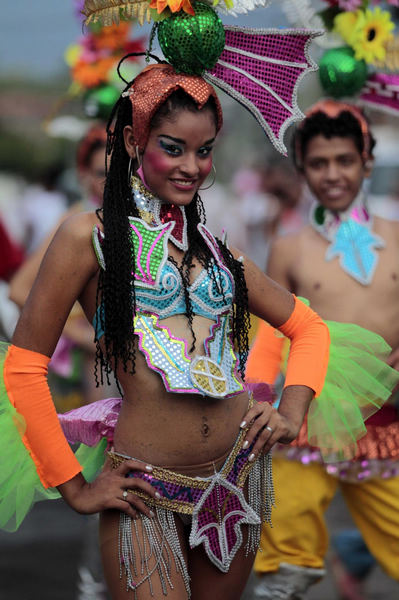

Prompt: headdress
[
  {"left": 81, "top": 1, "right": 322, "bottom": 155},
  {"left": 295, "top": 98, "right": 372, "bottom": 165},
  {"left": 122, "top": 63, "right": 223, "bottom": 152}
]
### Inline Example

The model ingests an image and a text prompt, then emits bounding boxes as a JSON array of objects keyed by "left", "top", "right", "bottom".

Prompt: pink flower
[{"left": 338, "top": 0, "right": 362, "bottom": 10}]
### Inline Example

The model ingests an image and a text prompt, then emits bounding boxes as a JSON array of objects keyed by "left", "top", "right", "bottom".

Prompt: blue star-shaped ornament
[{"left": 326, "top": 219, "right": 385, "bottom": 285}]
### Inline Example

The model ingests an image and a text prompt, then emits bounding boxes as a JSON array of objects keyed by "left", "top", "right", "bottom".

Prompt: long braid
[
  {"left": 215, "top": 241, "right": 250, "bottom": 380},
  {"left": 95, "top": 95, "right": 139, "bottom": 383},
  {"left": 95, "top": 90, "right": 250, "bottom": 385}
]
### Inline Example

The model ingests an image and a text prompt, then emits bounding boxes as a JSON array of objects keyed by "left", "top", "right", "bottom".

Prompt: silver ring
[
  {"left": 265, "top": 425, "right": 273, "bottom": 433},
  {"left": 122, "top": 490, "right": 128, "bottom": 499}
]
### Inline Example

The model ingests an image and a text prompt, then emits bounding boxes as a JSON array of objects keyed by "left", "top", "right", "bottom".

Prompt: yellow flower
[
  {"left": 333, "top": 11, "right": 360, "bottom": 45},
  {"left": 351, "top": 7, "right": 395, "bottom": 64}
]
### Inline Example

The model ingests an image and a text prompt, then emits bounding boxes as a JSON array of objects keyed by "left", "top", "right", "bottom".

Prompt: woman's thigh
[
  {"left": 188, "top": 524, "right": 255, "bottom": 600},
  {"left": 99, "top": 509, "right": 190, "bottom": 600}
]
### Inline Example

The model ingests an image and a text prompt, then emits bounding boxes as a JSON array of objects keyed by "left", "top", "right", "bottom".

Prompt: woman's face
[
  {"left": 130, "top": 108, "right": 216, "bottom": 206},
  {"left": 81, "top": 146, "right": 106, "bottom": 205}
]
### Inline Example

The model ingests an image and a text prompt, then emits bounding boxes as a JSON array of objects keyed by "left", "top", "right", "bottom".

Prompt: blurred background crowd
[{"left": 1, "top": 1, "right": 399, "bottom": 599}]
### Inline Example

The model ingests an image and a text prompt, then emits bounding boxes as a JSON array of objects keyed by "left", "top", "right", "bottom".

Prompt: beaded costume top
[{"left": 92, "top": 183, "right": 244, "bottom": 399}]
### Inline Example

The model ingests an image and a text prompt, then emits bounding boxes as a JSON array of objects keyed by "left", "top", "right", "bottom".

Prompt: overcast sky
[{"left": 0, "top": 1, "right": 287, "bottom": 77}]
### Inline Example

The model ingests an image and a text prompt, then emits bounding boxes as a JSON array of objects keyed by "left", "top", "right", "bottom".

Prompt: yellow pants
[{"left": 255, "top": 456, "right": 399, "bottom": 580}]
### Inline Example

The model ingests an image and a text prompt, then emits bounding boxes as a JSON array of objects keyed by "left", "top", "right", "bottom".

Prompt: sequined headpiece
[
  {"left": 295, "top": 99, "right": 372, "bottom": 166},
  {"left": 122, "top": 63, "right": 223, "bottom": 152},
  {"left": 83, "top": 1, "right": 322, "bottom": 155}
]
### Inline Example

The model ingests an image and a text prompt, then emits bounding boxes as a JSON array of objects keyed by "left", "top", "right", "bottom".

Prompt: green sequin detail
[{"left": 157, "top": 3, "right": 225, "bottom": 76}]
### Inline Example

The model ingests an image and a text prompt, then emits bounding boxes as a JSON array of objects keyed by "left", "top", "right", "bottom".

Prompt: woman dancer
[{"left": 1, "top": 64, "right": 330, "bottom": 599}]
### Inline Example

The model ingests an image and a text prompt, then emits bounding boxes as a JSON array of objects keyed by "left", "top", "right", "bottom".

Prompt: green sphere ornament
[
  {"left": 84, "top": 85, "right": 120, "bottom": 119},
  {"left": 157, "top": 3, "right": 225, "bottom": 76},
  {"left": 319, "top": 47, "right": 368, "bottom": 98}
]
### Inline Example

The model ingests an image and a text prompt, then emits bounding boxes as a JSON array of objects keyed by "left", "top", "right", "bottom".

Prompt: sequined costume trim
[
  {"left": 277, "top": 409, "right": 399, "bottom": 482},
  {"left": 110, "top": 426, "right": 261, "bottom": 514},
  {"left": 309, "top": 194, "right": 385, "bottom": 286},
  {"left": 109, "top": 429, "right": 274, "bottom": 581},
  {"left": 92, "top": 201, "right": 245, "bottom": 398}
]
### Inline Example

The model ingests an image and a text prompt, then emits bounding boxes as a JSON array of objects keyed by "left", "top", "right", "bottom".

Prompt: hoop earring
[
  {"left": 199, "top": 164, "right": 216, "bottom": 191},
  {"left": 127, "top": 157, "right": 134, "bottom": 186},
  {"left": 135, "top": 145, "right": 142, "bottom": 168}
]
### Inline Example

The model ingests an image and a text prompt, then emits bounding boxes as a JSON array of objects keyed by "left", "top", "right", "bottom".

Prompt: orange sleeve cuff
[
  {"left": 278, "top": 296, "right": 330, "bottom": 397},
  {"left": 3, "top": 345, "right": 82, "bottom": 488},
  {"left": 246, "top": 319, "right": 284, "bottom": 384}
]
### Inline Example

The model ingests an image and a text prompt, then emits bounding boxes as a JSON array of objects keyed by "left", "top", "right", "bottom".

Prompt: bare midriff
[
  {"left": 111, "top": 315, "right": 249, "bottom": 473},
  {"left": 84, "top": 239, "right": 250, "bottom": 474}
]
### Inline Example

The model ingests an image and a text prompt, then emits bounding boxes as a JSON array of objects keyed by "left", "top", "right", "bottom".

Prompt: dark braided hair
[{"left": 95, "top": 86, "right": 250, "bottom": 385}]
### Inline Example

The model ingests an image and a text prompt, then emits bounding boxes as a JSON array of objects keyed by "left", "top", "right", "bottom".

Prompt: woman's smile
[{"left": 140, "top": 108, "right": 216, "bottom": 206}]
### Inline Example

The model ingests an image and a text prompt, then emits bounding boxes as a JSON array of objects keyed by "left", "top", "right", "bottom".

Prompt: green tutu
[
  {"left": 298, "top": 298, "right": 399, "bottom": 461},
  {"left": 0, "top": 343, "right": 106, "bottom": 532}
]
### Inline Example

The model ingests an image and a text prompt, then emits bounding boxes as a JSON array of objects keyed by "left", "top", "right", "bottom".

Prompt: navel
[
  {"left": 201, "top": 416, "right": 210, "bottom": 438},
  {"left": 313, "top": 282, "right": 321, "bottom": 290},
  {"left": 392, "top": 273, "right": 398, "bottom": 281}
]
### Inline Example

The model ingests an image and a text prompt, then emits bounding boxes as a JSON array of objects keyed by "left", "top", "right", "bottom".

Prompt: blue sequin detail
[
  {"left": 135, "top": 259, "right": 233, "bottom": 320},
  {"left": 326, "top": 219, "right": 384, "bottom": 285}
]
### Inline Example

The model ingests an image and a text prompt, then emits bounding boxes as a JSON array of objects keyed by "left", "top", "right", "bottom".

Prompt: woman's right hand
[{"left": 57, "top": 458, "right": 158, "bottom": 520}]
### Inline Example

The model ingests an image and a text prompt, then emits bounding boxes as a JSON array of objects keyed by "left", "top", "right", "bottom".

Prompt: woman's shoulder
[{"left": 55, "top": 210, "right": 103, "bottom": 244}]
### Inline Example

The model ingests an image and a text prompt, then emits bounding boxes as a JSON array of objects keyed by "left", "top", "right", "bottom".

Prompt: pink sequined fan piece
[
  {"left": 206, "top": 26, "right": 322, "bottom": 155},
  {"left": 360, "top": 73, "right": 399, "bottom": 116}
]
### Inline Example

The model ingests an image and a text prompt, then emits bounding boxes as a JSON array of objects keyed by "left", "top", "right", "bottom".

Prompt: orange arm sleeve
[
  {"left": 3, "top": 345, "right": 82, "bottom": 488},
  {"left": 278, "top": 296, "right": 330, "bottom": 397},
  {"left": 246, "top": 319, "right": 284, "bottom": 384}
]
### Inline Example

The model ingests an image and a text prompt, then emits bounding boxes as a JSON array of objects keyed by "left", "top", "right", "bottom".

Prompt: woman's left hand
[{"left": 239, "top": 402, "right": 300, "bottom": 461}]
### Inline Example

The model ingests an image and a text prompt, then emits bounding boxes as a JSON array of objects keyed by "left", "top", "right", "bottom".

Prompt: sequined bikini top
[{"left": 92, "top": 218, "right": 244, "bottom": 399}]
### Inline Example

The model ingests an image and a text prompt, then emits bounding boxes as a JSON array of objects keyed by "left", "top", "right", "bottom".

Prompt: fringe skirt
[{"left": 108, "top": 427, "right": 274, "bottom": 598}]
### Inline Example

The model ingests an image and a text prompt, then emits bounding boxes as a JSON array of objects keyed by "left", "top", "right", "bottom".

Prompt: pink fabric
[
  {"left": 59, "top": 397, "right": 121, "bottom": 446},
  {"left": 49, "top": 337, "right": 75, "bottom": 378},
  {"left": 136, "top": 165, "right": 151, "bottom": 191},
  {"left": 208, "top": 28, "right": 317, "bottom": 154},
  {"left": 57, "top": 383, "right": 273, "bottom": 448},
  {"left": 360, "top": 73, "right": 399, "bottom": 115}
]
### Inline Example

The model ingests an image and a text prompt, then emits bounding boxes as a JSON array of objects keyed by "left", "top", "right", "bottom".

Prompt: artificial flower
[
  {"left": 338, "top": 0, "right": 362, "bottom": 10},
  {"left": 333, "top": 10, "right": 360, "bottom": 45},
  {"left": 351, "top": 7, "right": 394, "bottom": 63},
  {"left": 212, "top": 0, "right": 235, "bottom": 9},
  {"left": 93, "top": 22, "right": 131, "bottom": 51},
  {"left": 64, "top": 43, "right": 82, "bottom": 68},
  {"left": 149, "top": 0, "right": 195, "bottom": 15},
  {"left": 72, "top": 56, "right": 116, "bottom": 88}
]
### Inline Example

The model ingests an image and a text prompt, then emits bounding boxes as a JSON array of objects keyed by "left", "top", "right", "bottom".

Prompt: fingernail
[
  {"left": 240, "top": 420, "right": 247, "bottom": 428},
  {"left": 248, "top": 453, "right": 256, "bottom": 462},
  {"left": 242, "top": 440, "right": 249, "bottom": 449},
  {"left": 149, "top": 510, "right": 155, "bottom": 518},
  {"left": 155, "top": 492, "right": 161, "bottom": 500},
  {"left": 145, "top": 465, "right": 153, "bottom": 472}
]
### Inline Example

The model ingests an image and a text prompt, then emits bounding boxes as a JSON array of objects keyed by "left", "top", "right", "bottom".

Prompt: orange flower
[
  {"left": 149, "top": 0, "right": 195, "bottom": 15},
  {"left": 93, "top": 22, "right": 130, "bottom": 51},
  {"left": 72, "top": 56, "right": 116, "bottom": 88}
]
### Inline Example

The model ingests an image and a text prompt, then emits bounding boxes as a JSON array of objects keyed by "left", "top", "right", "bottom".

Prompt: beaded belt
[
  {"left": 109, "top": 427, "right": 253, "bottom": 514},
  {"left": 109, "top": 426, "right": 274, "bottom": 573}
]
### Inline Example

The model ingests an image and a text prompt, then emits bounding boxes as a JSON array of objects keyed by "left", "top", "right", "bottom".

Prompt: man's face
[{"left": 302, "top": 135, "right": 371, "bottom": 213}]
